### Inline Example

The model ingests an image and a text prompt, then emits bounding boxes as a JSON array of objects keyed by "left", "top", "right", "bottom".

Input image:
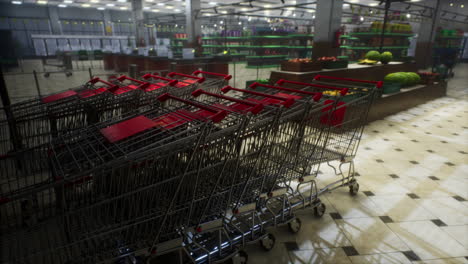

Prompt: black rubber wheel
[
  {"left": 228, "top": 250, "right": 248, "bottom": 264},
  {"left": 66, "top": 72, "right": 72, "bottom": 77},
  {"left": 44, "top": 73, "right": 50, "bottom": 78},
  {"left": 314, "top": 202, "right": 326, "bottom": 218},
  {"left": 287, "top": 217, "right": 302, "bottom": 234},
  {"left": 259, "top": 233, "right": 276, "bottom": 251},
  {"left": 349, "top": 182, "right": 359, "bottom": 196}
]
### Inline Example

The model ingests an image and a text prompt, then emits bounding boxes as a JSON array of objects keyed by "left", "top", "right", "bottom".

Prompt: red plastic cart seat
[
  {"left": 41, "top": 90, "right": 78, "bottom": 103},
  {"left": 100, "top": 115, "right": 158, "bottom": 143}
]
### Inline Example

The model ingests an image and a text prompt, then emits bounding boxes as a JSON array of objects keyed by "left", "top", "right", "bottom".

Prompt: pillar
[
  {"left": 103, "top": 10, "right": 113, "bottom": 36},
  {"left": 186, "top": 0, "right": 201, "bottom": 44},
  {"left": 48, "top": 6, "right": 62, "bottom": 35},
  {"left": 131, "top": 0, "right": 145, "bottom": 47},
  {"left": 415, "top": 0, "right": 443, "bottom": 69},
  {"left": 312, "top": 0, "right": 343, "bottom": 59}
]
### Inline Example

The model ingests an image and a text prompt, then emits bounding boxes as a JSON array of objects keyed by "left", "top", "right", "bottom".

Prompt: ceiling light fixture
[
  {"left": 360, "top": 16, "right": 364, "bottom": 21},
  {"left": 238, "top": 21, "right": 241, "bottom": 25},
  {"left": 143, "top": 6, "right": 150, "bottom": 9},
  {"left": 146, "top": 0, "right": 153, "bottom": 2},
  {"left": 58, "top": 4, "right": 67, "bottom": 7},
  {"left": 117, "top": 0, "right": 126, "bottom": 2},
  {"left": 209, "top": 2, "right": 216, "bottom": 5},
  {"left": 120, "top": 6, "right": 127, "bottom": 9},
  {"left": 82, "top": 3, "right": 90, "bottom": 7},
  {"left": 406, "top": 13, "right": 411, "bottom": 18},
  {"left": 152, "top": 9, "right": 159, "bottom": 12},
  {"left": 449, "top": 3, "right": 453, "bottom": 7},
  {"left": 64, "top": 0, "right": 72, "bottom": 3},
  {"left": 97, "top": 7, "right": 105, "bottom": 10},
  {"left": 37, "top": 0, "right": 47, "bottom": 4},
  {"left": 461, "top": 4, "right": 464, "bottom": 8},
  {"left": 90, "top": 0, "right": 99, "bottom": 3},
  {"left": 312, "top": 15, "right": 315, "bottom": 19},
  {"left": 369, "top": 3, "right": 378, "bottom": 6},
  {"left": 106, "top": 3, "right": 114, "bottom": 6},
  {"left": 11, "top": 0, "right": 22, "bottom": 4},
  {"left": 175, "top": 8, "right": 181, "bottom": 12}
]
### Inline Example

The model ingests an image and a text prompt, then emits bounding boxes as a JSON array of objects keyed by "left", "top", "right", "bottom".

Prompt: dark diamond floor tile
[
  {"left": 428, "top": 176, "right": 439, "bottom": 181},
  {"left": 379, "top": 216, "right": 394, "bottom": 223},
  {"left": 354, "top": 172, "right": 360, "bottom": 176},
  {"left": 376, "top": 159, "right": 384, "bottom": 163},
  {"left": 395, "top": 148, "right": 403, "bottom": 152},
  {"left": 402, "top": 250, "right": 421, "bottom": 261},
  {"left": 437, "top": 125, "right": 442, "bottom": 128},
  {"left": 412, "top": 125, "right": 418, "bottom": 127},
  {"left": 372, "top": 130, "right": 379, "bottom": 133},
  {"left": 445, "top": 162, "right": 455, "bottom": 166},
  {"left": 411, "top": 139, "right": 419, "bottom": 143},
  {"left": 389, "top": 174, "right": 399, "bottom": 179},
  {"left": 459, "top": 151, "right": 467, "bottom": 154},
  {"left": 330, "top": 212, "right": 343, "bottom": 220},
  {"left": 388, "top": 124, "right": 394, "bottom": 127},
  {"left": 284, "top": 241, "right": 299, "bottom": 251},
  {"left": 448, "top": 120, "right": 453, "bottom": 122},
  {"left": 407, "top": 193, "right": 420, "bottom": 199},
  {"left": 365, "top": 147, "right": 372, "bottom": 150},
  {"left": 399, "top": 131, "right": 405, "bottom": 134},
  {"left": 425, "top": 132, "right": 432, "bottom": 135},
  {"left": 427, "top": 149, "right": 434, "bottom": 153},
  {"left": 383, "top": 138, "right": 389, "bottom": 141},
  {"left": 452, "top": 133, "right": 459, "bottom": 136},
  {"left": 342, "top": 246, "right": 359, "bottom": 256},
  {"left": 453, "top": 195, "right": 466, "bottom": 202},
  {"left": 431, "top": 219, "right": 447, "bottom": 227},
  {"left": 441, "top": 140, "right": 448, "bottom": 144},
  {"left": 363, "top": 191, "right": 375, "bottom": 197},
  {"left": 409, "top": 160, "right": 419, "bottom": 164}
]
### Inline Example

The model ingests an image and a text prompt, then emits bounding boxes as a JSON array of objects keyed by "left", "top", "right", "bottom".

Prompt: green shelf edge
[
  {"left": 341, "top": 46, "right": 409, "bottom": 50},
  {"left": 350, "top": 32, "right": 414, "bottom": 37},
  {"left": 202, "top": 34, "right": 313, "bottom": 40},
  {"left": 246, "top": 64, "right": 279, "bottom": 69}
]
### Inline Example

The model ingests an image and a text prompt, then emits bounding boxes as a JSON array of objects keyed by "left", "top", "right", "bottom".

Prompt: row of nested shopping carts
[{"left": 0, "top": 69, "right": 382, "bottom": 264}]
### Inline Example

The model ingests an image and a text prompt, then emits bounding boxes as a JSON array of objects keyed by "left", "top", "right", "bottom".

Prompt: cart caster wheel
[
  {"left": 314, "top": 202, "right": 326, "bottom": 218},
  {"left": 349, "top": 182, "right": 359, "bottom": 196},
  {"left": 229, "top": 250, "right": 248, "bottom": 264},
  {"left": 44, "top": 73, "right": 50, "bottom": 78},
  {"left": 259, "top": 233, "right": 276, "bottom": 251},
  {"left": 66, "top": 72, "right": 72, "bottom": 77},
  {"left": 288, "top": 217, "right": 302, "bottom": 234}
]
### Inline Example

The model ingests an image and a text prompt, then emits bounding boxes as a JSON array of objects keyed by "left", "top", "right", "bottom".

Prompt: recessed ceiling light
[
  {"left": 369, "top": 3, "right": 378, "bottom": 6},
  {"left": 58, "top": 4, "right": 67, "bottom": 7},
  {"left": 220, "top": 10, "right": 227, "bottom": 14},
  {"left": 145, "top": 0, "right": 153, "bottom": 2},
  {"left": 82, "top": 3, "right": 90, "bottom": 7},
  {"left": 157, "top": 2, "right": 164, "bottom": 5},
  {"left": 410, "top": 0, "right": 421, "bottom": 2},
  {"left": 241, "top": 8, "right": 248, "bottom": 11},
  {"left": 120, "top": 6, "right": 127, "bottom": 9},
  {"left": 307, "top": 10, "right": 314, "bottom": 13},
  {"left": 117, "top": 0, "right": 126, "bottom": 2},
  {"left": 209, "top": 2, "right": 216, "bottom": 5},
  {"left": 106, "top": 3, "right": 114, "bottom": 6},
  {"left": 143, "top": 6, "right": 150, "bottom": 9},
  {"left": 174, "top": 8, "right": 181, "bottom": 12},
  {"left": 64, "top": 0, "right": 72, "bottom": 3},
  {"left": 37, "top": 0, "right": 47, "bottom": 4},
  {"left": 312, "top": 15, "right": 316, "bottom": 19},
  {"left": 97, "top": 6, "right": 105, "bottom": 10},
  {"left": 166, "top": 5, "right": 174, "bottom": 9},
  {"left": 152, "top": 9, "right": 159, "bottom": 12},
  {"left": 460, "top": 4, "right": 464, "bottom": 8},
  {"left": 90, "top": 0, "right": 99, "bottom": 3},
  {"left": 349, "top": 0, "right": 358, "bottom": 3},
  {"left": 11, "top": 0, "right": 22, "bottom": 4},
  {"left": 265, "top": 4, "right": 271, "bottom": 7},
  {"left": 343, "top": 3, "right": 350, "bottom": 8}
]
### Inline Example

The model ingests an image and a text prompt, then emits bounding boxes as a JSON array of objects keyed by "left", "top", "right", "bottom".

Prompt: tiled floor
[{"left": 243, "top": 65, "right": 468, "bottom": 263}]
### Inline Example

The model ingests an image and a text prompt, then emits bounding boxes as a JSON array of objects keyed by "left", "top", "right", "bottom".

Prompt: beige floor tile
[
  {"left": 411, "top": 257, "right": 468, "bottom": 264},
  {"left": 387, "top": 221, "right": 468, "bottom": 260},
  {"left": 419, "top": 197, "right": 468, "bottom": 225},
  {"left": 244, "top": 242, "right": 292, "bottom": 264},
  {"left": 441, "top": 225, "right": 468, "bottom": 248},
  {"left": 349, "top": 252, "right": 411, "bottom": 264},
  {"left": 369, "top": 195, "right": 436, "bottom": 222},
  {"left": 325, "top": 192, "right": 385, "bottom": 219},
  {"left": 335, "top": 217, "right": 410, "bottom": 255},
  {"left": 288, "top": 248, "right": 352, "bottom": 264}
]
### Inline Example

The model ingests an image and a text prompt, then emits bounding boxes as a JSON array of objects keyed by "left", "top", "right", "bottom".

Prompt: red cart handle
[
  {"left": 221, "top": 86, "right": 295, "bottom": 108},
  {"left": 276, "top": 79, "right": 348, "bottom": 96},
  {"left": 192, "top": 70, "right": 232, "bottom": 81},
  {"left": 142, "top": 74, "right": 178, "bottom": 86},
  {"left": 89, "top": 77, "right": 118, "bottom": 89},
  {"left": 167, "top": 72, "right": 206, "bottom": 83},
  {"left": 249, "top": 82, "right": 322, "bottom": 102},
  {"left": 116, "top": 75, "right": 151, "bottom": 90},
  {"left": 313, "top": 75, "right": 383, "bottom": 89},
  {"left": 157, "top": 93, "right": 227, "bottom": 123},
  {"left": 192, "top": 89, "right": 264, "bottom": 115}
]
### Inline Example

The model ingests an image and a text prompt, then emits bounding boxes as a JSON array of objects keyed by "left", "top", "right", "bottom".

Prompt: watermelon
[
  {"left": 405, "top": 72, "right": 421, "bottom": 85},
  {"left": 384, "top": 72, "right": 408, "bottom": 85},
  {"left": 365, "top": 50, "right": 381, "bottom": 61},
  {"left": 380, "top": 51, "right": 393, "bottom": 64}
]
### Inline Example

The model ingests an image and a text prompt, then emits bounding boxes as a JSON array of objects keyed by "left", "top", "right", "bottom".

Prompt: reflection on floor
[{"left": 243, "top": 64, "right": 468, "bottom": 264}]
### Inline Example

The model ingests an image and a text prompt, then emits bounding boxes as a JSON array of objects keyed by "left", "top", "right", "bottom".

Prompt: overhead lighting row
[{"left": 9, "top": 0, "right": 185, "bottom": 11}]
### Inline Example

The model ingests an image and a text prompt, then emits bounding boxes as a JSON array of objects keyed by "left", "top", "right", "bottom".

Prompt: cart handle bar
[
  {"left": 192, "top": 70, "right": 232, "bottom": 80},
  {"left": 157, "top": 93, "right": 228, "bottom": 123},
  {"left": 192, "top": 89, "right": 264, "bottom": 115},
  {"left": 314, "top": 75, "right": 383, "bottom": 89},
  {"left": 89, "top": 77, "right": 119, "bottom": 89},
  {"left": 142, "top": 74, "right": 179, "bottom": 86},
  {"left": 276, "top": 79, "right": 349, "bottom": 96},
  {"left": 221, "top": 86, "right": 295, "bottom": 108},
  {"left": 249, "top": 82, "right": 322, "bottom": 102},
  {"left": 167, "top": 72, "right": 206, "bottom": 83},
  {"left": 116, "top": 75, "right": 153, "bottom": 90}
]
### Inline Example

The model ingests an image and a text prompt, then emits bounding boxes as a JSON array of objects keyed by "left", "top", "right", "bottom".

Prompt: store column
[
  {"left": 312, "top": 0, "right": 343, "bottom": 59},
  {"left": 131, "top": 0, "right": 146, "bottom": 47},
  {"left": 414, "top": 0, "right": 443, "bottom": 69},
  {"left": 48, "top": 6, "right": 62, "bottom": 35},
  {"left": 185, "top": 0, "right": 202, "bottom": 55}
]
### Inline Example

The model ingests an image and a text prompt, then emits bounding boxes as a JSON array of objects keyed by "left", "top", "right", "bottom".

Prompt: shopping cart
[{"left": 192, "top": 70, "right": 232, "bottom": 93}]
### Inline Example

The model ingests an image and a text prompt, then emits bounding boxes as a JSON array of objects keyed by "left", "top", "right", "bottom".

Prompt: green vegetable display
[
  {"left": 365, "top": 50, "right": 381, "bottom": 61},
  {"left": 380, "top": 51, "right": 393, "bottom": 64},
  {"left": 384, "top": 72, "right": 421, "bottom": 86}
]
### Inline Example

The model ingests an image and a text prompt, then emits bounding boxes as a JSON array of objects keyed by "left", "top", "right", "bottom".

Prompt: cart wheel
[
  {"left": 287, "top": 217, "right": 302, "bottom": 234},
  {"left": 314, "top": 202, "right": 326, "bottom": 218},
  {"left": 349, "top": 181, "right": 359, "bottom": 196},
  {"left": 44, "top": 73, "right": 50, "bottom": 78},
  {"left": 66, "top": 72, "right": 73, "bottom": 77},
  {"left": 229, "top": 250, "right": 248, "bottom": 264},
  {"left": 259, "top": 233, "right": 276, "bottom": 251}
]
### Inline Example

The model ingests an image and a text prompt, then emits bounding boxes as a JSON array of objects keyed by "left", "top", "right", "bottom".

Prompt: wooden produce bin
[{"left": 281, "top": 61, "right": 322, "bottom": 72}]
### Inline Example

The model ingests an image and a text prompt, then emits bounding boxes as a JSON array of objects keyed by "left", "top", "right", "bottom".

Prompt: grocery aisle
[{"left": 244, "top": 63, "right": 468, "bottom": 264}]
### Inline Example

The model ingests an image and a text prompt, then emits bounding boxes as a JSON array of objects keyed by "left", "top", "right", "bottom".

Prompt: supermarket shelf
[
  {"left": 202, "top": 45, "right": 313, "bottom": 49},
  {"left": 341, "top": 46, "right": 409, "bottom": 50},
  {"left": 246, "top": 64, "right": 280, "bottom": 69},
  {"left": 246, "top": 55, "right": 288, "bottom": 59},
  {"left": 435, "top": 36, "right": 463, "bottom": 39},
  {"left": 202, "top": 34, "right": 314, "bottom": 40},
  {"left": 350, "top": 32, "right": 414, "bottom": 37}
]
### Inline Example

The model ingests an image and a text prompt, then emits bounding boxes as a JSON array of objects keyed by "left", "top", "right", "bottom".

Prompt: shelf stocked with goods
[{"left": 434, "top": 29, "right": 464, "bottom": 49}]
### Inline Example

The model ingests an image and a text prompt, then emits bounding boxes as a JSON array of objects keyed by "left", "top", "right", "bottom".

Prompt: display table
[
  {"left": 102, "top": 53, "right": 231, "bottom": 75},
  {"left": 367, "top": 82, "right": 447, "bottom": 122},
  {"left": 269, "top": 62, "right": 418, "bottom": 84}
]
